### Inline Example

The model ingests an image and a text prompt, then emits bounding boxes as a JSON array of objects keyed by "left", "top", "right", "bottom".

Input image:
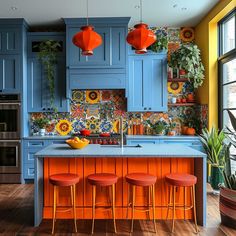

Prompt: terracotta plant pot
[
  {"left": 186, "top": 127, "right": 196, "bottom": 135},
  {"left": 182, "top": 126, "right": 188, "bottom": 135},
  {"left": 179, "top": 69, "right": 186, "bottom": 76},
  {"left": 187, "top": 93, "right": 195, "bottom": 102},
  {"left": 181, "top": 98, "right": 187, "bottom": 103},
  {"left": 220, "top": 186, "right": 236, "bottom": 229}
]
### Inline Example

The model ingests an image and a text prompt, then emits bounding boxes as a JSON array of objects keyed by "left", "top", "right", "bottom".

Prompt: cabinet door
[
  {"left": 27, "top": 57, "right": 68, "bottom": 112},
  {"left": 68, "top": 27, "right": 110, "bottom": 68},
  {"left": 27, "top": 58, "right": 45, "bottom": 112},
  {"left": 128, "top": 57, "right": 145, "bottom": 111},
  {"left": 0, "top": 28, "right": 20, "bottom": 54},
  {"left": 0, "top": 55, "right": 20, "bottom": 93},
  {"left": 144, "top": 55, "right": 167, "bottom": 111},
  {"left": 128, "top": 54, "right": 167, "bottom": 112}
]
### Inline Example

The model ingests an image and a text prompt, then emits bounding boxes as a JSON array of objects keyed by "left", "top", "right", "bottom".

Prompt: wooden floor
[{"left": 0, "top": 184, "right": 236, "bottom": 235}]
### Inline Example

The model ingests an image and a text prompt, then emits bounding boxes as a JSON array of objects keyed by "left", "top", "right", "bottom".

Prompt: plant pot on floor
[
  {"left": 220, "top": 186, "right": 236, "bottom": 229},
  {"left": 210, "top": 166, "right": 224, "bottom": 191}
]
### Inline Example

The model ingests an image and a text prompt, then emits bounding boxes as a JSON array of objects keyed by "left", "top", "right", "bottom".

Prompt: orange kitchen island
[{"left": 34, "top": 143, "right": 207, "bottom": 227}]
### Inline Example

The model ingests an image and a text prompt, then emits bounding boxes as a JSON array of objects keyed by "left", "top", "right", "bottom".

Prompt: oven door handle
[
  {"left": 0, "top": 140, "right": 21, "bottom": 143},
  {"left": 0, "top": 102, "right": 21, "bottom": 106}
]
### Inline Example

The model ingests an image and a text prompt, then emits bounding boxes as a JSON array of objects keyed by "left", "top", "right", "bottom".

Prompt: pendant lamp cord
[
  {"left": 86, "top": 0, "right": 89, "bottom": 25},
  {"left": 140, "top": 0, "right": 143, "bottom": 23}
]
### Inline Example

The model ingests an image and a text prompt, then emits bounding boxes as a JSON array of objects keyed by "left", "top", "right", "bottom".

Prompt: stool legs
[
  {"left": 70, "top": 185, "right": 77, "bottom": 233},
  {"left": 166, "top": 185, "right": 173, "bottom": 220},
  {"left": 171, "top": 186, "right": 176, "bottom": 233},
  {"left": 152, "top": 184, "right": 157, "bottom": 233},
  {"left": 91, "top": 185, "right": 96, "bottom": 234},
  {"left": 131, "top": 185, "right": 136, "bottom": 233},
  {"left": 192, "top": 185, "right": 199, "bottom": 233},
  {"left": 112, "top": 184, "right": 117, "bottom": 233},
  {"left": 52, "top": 185, "right": 57, "bottom": 234}
]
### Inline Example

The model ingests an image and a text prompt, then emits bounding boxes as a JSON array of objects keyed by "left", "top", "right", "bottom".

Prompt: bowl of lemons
[{"left": 66, "top": 137, "right": 90, "bottom": 149}]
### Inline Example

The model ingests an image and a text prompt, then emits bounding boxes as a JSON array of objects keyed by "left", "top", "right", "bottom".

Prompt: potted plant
[
  {"left": 34, "top": 40, "right": 61, "bottom": 109},
  {"left": 34, "top": 117, "right": 50, "bottom": 136},
  {"left": 149, "top": 31, "right": 168, "bottom": 52},
  {"left": 167, "top": 121, "right": 176, "bottom": 136},
  {"left": 219, "top": 110, "right": 236, "bottom": 229},
  {"left": 200, "top": 127, "right": 227, "bottom": 191},
  {"left": 169, "top": 43, "right": 205, "bottom": 88},
  {"left": 147, "top": 119, "right": 167, "bottom": 135}
]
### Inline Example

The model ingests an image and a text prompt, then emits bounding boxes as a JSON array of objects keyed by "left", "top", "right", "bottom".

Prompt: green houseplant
[
  {"left": 34, "top": 40, "right": 61, "bottom": 109},
  {"left": 149, "top": 32, "right": 168, "bottom": 52},
  {"left": 169, "top": 43, "right": 205, "bottom": 88},
  {"left": 33, "top": 117, "right": 50, "bottom": 136},
  {"left": 147, "top": 120, "right": 167, "bottom": 135},
  {"left": 200, "top": 127, "right": 227, "bottom": 190},
  {"left": 218, "top": 110, "right": 236, "bottom": 229}
]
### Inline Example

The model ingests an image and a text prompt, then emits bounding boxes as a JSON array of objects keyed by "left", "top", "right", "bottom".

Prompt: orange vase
[
  {"left": 126, "top": 23, "right": 156, "bottom": 54},
  {"left": 72, "top": 25, "right": 102, "bottom": 56}
]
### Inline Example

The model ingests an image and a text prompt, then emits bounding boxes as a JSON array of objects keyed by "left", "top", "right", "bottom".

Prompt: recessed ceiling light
[
  {"left": 10, "top": 6, "right": 18, "bottom": 11},
  {"left": 173, "top": 4, "right": 178, "bottom": 8},
  {"left": 134, "top": 5, "right": 140, "bottom": 9},
  {"left": 181, "top": 7, "right": 187, "bottom": 11}
]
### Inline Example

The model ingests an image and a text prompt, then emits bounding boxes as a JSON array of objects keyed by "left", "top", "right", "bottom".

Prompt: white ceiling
[{"left": 0, "top": 0, "right": 219, "bottom": 27}]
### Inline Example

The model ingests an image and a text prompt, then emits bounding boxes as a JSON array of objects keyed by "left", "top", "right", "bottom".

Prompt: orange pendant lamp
[
  {"left": 126, "top": 0, "right": 156, "bottom": 54},
  {"left": 72, "top": 0, "right": 102, "bottom": 56}
]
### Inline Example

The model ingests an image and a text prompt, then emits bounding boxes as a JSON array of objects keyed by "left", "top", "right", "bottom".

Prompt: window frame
[{"left": 218, "top": 9, "right": 236, "bottom": 130}]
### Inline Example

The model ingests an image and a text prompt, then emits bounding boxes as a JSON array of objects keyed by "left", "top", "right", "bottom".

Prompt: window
[{"left": 218, "top": 9, "right": 236, "bottom": 172}]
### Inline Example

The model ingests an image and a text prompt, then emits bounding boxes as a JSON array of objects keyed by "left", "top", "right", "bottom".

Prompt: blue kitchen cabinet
[
  {"left": 128, "top": 53, "right": 168, "bottom": 112},
  {"left": 27, "top": 33, "right": 69, "bottom": 112},
  {"left": 22, "top": 138, "right": 66, "bottom": 180},
  {"left": 0, "top": 55, "right": 21, "bottom": 93},
  {"left": 64, "top": 17, "right": 129, "bottom": 90},
  {"left": 0, "top": 19, "right": 28, "bottom": 94},
  {"left": 0, "top": 27, "right": 21, "bottom": 54}
]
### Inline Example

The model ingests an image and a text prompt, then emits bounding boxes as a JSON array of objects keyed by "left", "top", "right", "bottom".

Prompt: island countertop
[{"left": 35, "top": 143, "right": 206, "bottom": 158}]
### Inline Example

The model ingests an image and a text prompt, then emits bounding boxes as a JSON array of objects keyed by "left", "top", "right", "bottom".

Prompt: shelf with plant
[
  {"left": 169, "top": 43, "right": 205, "bottom": 89},
  {"left": 34, "top": 40, "right": 61, "bottom": 111},
  {"left": 168, "top": 102, "right": 196, "bottom": 107}
]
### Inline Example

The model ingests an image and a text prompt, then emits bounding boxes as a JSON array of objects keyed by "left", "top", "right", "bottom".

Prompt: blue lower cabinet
[
  {"left": 22, "top": 139, "right": 66, "bottom": 180},
  {"left": 126, "top": 136, "right": 204, "bottom": 153},
  {"left": 128, "top": 53, "right": 167, "bottom": 112}
]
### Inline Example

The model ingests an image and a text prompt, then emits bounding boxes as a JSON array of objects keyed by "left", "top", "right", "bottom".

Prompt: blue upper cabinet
[
  {"left": 0, "top": 19, "right": 28, "bottom": 94},
  {"left": 27, "top": 32, "right": 69, "bottom": 112},
  {"left": 128, "top": 53, "right": 168, "bottom": 112},
  {"left": 64, "top": 17, "right": 130, "bottom": 90},
  {"left": 0, "top": 55, "right": 20, "bottom": 92}
]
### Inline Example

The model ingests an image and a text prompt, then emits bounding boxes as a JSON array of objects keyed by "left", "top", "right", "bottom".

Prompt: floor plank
[{"left": 0, "top": 184, "right": 236, "bottom": 235}]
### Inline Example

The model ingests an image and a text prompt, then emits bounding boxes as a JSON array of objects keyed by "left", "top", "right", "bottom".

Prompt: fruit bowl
[{"left": 66, "top": 137, "right": 90, "bottom": 149}]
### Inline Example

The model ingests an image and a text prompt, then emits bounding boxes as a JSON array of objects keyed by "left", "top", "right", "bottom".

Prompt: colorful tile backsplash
[{"left": 30, "top": 27, "right": 208, "bottom": 136}]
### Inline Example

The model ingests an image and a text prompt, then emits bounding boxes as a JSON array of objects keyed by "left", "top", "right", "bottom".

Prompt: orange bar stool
[
  {"left": 125, "top": 173, "right": 157, "bottom": 233},
  {"left": 87, "top": 173, "right": 118, "bottom": 234},
  {"left": 49, "top": 173, "right": 80, "bottom": 234},
  {"left": 165, "top": 173, "right": 198, "bottom": 233}
]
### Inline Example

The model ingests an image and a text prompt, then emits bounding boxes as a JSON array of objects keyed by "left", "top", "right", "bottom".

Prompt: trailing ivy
[{"left": 34, "top": 40, "right": 61, "bottom": 109}]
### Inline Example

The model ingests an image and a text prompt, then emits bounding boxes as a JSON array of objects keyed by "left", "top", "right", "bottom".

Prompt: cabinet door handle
[
  {"left": 42, "top": 108, "right": 46, "bottom": 111},
  {"left": 47, "top": 108, "right": 50, "bottom": 111},
  {"left": 144, "top": 107, "right": 147, "bottom": 110},
  {"left": 0, "top": 90, "right": 2, "bottom": 93},
  {"left": 149, "top": 107, "right": 151, "bottom": 110}
]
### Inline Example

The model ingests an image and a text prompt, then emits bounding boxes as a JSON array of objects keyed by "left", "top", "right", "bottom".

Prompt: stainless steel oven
[
  {"left": 0, "top": 94, "right": 21, "bottom": 183},
  {"left": 0, "top": 94, "right": 21, "bottom": 139},
  {"left": 0, "top": 140, "right": 21, "bottom": 183}
]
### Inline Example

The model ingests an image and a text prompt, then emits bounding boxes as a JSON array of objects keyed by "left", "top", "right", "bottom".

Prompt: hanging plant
[
  {"left": 169, "top": 43, "right": 205, "bottom": 88},
  {"left": 34, "top": 40, "right": 61, "bottom": 108}
]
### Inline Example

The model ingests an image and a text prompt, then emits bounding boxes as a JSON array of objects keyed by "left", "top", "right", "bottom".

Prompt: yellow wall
[{"left": 195, "top": 0, "right": 236, "bottom": 129}]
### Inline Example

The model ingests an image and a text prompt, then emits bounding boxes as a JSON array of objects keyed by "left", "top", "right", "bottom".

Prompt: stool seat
[
  {"left": 49, "top": 173, "right": 80, "bottom": 187},
  {"left": 165, "top": 173, "right": 197, "bottom": 187},
  {"left": 126, "top": 173, "right": 157, "bottom": 186},
  {"left": 87, "top": 173, "right": 118, "bottom": 186}
]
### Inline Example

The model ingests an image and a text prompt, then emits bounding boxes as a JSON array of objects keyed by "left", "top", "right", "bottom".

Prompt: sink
[{"left": 100, "top": 144, "right": 142, "bottom": 148}]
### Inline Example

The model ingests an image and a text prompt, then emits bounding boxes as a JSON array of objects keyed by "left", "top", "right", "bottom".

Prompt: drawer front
[
  {"left": 127, "top": 140, "right": 157, "bottom": 145},
  {"left": 25, "top": 140, "right": 46, "bottom": 148},
  {"left": 50, "top": 140, "right": 66, "bottom": 145},
  {"left": 23, "top": 164, "right": 35, "bottom": 179}
]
